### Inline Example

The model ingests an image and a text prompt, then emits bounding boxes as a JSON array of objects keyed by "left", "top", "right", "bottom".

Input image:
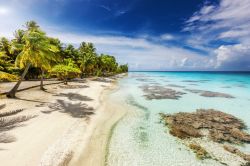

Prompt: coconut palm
[
  {"left": 50, "top": 59, "right": 80, "bottom": 85},
  {"left": 6, "top": 21, "right": 58, "bottom": 98},
  {"left": 78, "top": 42, "right": 97, "bottom": 77},
  {"left": 0, "top": 38, "right": 12, "bottom": 72},
  {"left": 98, "top": 54, "right": 118, "bottom": 75}
]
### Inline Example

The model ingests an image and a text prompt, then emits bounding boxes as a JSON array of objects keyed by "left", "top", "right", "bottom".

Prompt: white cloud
[
  {"left": 185, "top": 0, "right": 250, "bottom": 40},
  {"left": 184, "top": 0, "right": 250, "bottom": 70},
  {"left": 1, "top": 0, "right": 249, "bottom": 71},
  {"left": 46, "top": 29, "right": 211, "bottom": 70},
  {"left": 215, "top": 44, "right": 250, "bottom": 70},
  {"left": 160, "top": 34, "right": 174, "bottom": 41}
]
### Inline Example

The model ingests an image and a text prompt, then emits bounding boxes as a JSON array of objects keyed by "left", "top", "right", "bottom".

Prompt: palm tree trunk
[
  {"left": 64, "top": 78, "right": 68, "bottom": 85},
  {"left": 40, "top": 69, "right": 45, "bottom": 90},
  {"left": 6, "top": 63, "right": 31, "bottom": 98}
]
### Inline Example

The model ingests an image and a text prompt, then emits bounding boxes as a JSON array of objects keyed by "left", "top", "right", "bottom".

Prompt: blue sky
[{"left": 0, "top": 0, "right": 250, "bottom": 71}]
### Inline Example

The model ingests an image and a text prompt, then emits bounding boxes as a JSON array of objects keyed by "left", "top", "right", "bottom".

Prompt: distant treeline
[{"left": 0, "top": 21, "right": 128, "bottom": 83}]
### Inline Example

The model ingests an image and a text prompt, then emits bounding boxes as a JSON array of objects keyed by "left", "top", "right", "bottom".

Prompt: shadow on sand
[
  {"left": 41, "top": 99, "right": 94, "bottom": 119},
  {"left": 54, "top": 93, "right": 93, "bottom": 102}
]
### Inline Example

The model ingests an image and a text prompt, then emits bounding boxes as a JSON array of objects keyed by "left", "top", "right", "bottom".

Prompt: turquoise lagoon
[{"left": 106, "top": 72, "right": 250, "bottom": 166}]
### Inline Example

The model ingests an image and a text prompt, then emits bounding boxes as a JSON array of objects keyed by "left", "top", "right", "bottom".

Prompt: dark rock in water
[
  {"left": 160, "top": 109, "right": 249, "bottom": 144},
  {"left": 184, "top": 89, "right": 235, "bottom": 98},
  {"left": 184, "top": 89, "right": 203, "bottom": 94},
  {"left": 160, "top": 109, "right": 250, "bottom": 163},
  {"left": 221, "top": 86, "right": 231, "bottom": 88},
  {"left": 167, "top": 84, "right": 186, "bottom": 88},
  {"left": 189, "top": 143, "right": 211, "bottom": 160},
  {"left": 201, "top": 91, "right": 234, "bottom": 98},
  {"left": 235, "top": 84, "right": 247, "bottom": 88},
  {"left": 140, "top": 85, "right": 186, "bottom": 100},
  {"left": 182, "top": 80, "right": 200, "bottom": 83},
  {"left": 182, "top": 80, "right": 210, "bottom": 83},
  {"left": 136, "top": 78, "right": 154, "bottom": 82},
  {"left": 189, "top": 83, "right": 198, "bottom": 86},
  {"left": 169, "top": 123, "right": 202, "bottom": 139}
]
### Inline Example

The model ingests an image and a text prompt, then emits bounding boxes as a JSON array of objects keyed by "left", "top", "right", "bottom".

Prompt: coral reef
[
  {"left": 160, "top": 109, "right": 250, "bottom": 163},
  {"left": 184, "top": 89, "right": 235, "bottom": 98},
  {"left": 189, "top": 143, "right": 211, "bottom": 160},
  {"left": 140, "top": 85, "right": 186, "bottom": 100},
  {"left": 160, "top": 109, "right": 249, "bottom": 143}
]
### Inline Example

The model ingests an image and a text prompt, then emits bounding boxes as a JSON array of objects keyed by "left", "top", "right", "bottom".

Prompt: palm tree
[
  {"left": 0, "top": 38, "right": 12, "bottom": 72},
  {"left": 98, "top": 54, "right": 118, "bottom": 75},
  {"left": 6, "top": 21, "right": 58, "bottom": 98},
  {"left": 78, "top": 42, "right": 97, "bottom": 77},
  {"left": 50, "top": 59, "right": 80, "bottom": 85}
]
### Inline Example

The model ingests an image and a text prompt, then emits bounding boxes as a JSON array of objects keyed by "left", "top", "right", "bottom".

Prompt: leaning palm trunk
[
  {"left": 40, "top": 69, "right": 45, "bottom": 90},
  {"left": 6, "top": 63, "right": 31, "bottom": 98}
]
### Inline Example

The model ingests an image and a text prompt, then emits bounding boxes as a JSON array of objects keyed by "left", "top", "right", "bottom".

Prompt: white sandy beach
[{"left": 0, "top": 76, "right": 126, "bottom": 166}]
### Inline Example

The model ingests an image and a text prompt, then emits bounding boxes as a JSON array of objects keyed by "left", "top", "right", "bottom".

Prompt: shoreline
[
  {"left": 70, "top": 79, "right": 127, "bottom": 166},
  {"left": 0, "top": 75, "right": 127, "bottom": 166}
]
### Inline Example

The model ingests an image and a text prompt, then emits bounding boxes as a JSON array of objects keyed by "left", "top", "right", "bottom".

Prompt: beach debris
[
  {"left": 140, "top": 85, "right": 186, "bottom": 100},
  {"left": 184, "top": 89, "right": 235, "bottom": 98},
  {"left": 189, "top": 143, "right": 211, "bottom": 160}
]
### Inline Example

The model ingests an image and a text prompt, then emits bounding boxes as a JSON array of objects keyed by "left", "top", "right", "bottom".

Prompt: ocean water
[{"left": 106, "top": 72, "right": 250, "bottom": 166}]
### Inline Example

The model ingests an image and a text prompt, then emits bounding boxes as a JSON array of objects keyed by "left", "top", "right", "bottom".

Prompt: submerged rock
[
  {"left": 184, "top": 89, "right": 235, "bottom": 98},
  {"left": 224, "top": 145, "right": 250, "bottom": 162},
  {"left": 169, "top": 123, "right": 202, "bottom": 139},
  {"left": 160, "top": 109, "right": 249, "bottom": 143},
  {"left": 189, "top": 143, "right": 211, "bottom": 160},
  {"left": 140, "top": 85, "right": 186, "bottom": 100},
  {"left": 167, "top": 84, "right": 186, "bottom": 88},
  {"left": 160, "top": 109, "right": 250, "bottom": 163},
  {"left": 201, "top": 91, "right": 234, "bottom": 98}
]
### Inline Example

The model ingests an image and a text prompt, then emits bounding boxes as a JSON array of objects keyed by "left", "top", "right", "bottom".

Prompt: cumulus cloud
[
  {"left": 1, "top": 0, "right": 249, "bottom": 71},
  {"left": 215, "top": 44, "right": 250, "bottom": 70},
  {"left": 0, "top": 0, "right": 210, "bottom": 71},
  {"left": 184, "top": 0, "right": 250, "bottom": 70},
  {"left": 46, "top": 29, "right": 211, "bottom": 71}
]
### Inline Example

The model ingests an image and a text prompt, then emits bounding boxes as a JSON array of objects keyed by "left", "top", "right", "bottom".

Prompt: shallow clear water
[{"left": 106, "top": 72, "right": 250, "bottom": 166}]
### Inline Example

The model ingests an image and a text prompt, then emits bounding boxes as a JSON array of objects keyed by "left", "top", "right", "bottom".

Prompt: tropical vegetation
[{"left": 0, "top": 21, "right": 128, "bottom": 98}]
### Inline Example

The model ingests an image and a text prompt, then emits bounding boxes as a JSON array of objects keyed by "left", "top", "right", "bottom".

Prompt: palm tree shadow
[
  {"left": 42, "top": 100, "right": 95, "bottom": 119},
  {"left": 54, "top": 93, "right": 93, "bottom": 101},
  {"left": 0, "top": 104, "right": 6, "bottom": 110},
  {"left": 0, "top": 115, "right": 37, "bottom": 132},
  {"left": 0, "top": 133, "right": 16, "bottom": 143}
]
